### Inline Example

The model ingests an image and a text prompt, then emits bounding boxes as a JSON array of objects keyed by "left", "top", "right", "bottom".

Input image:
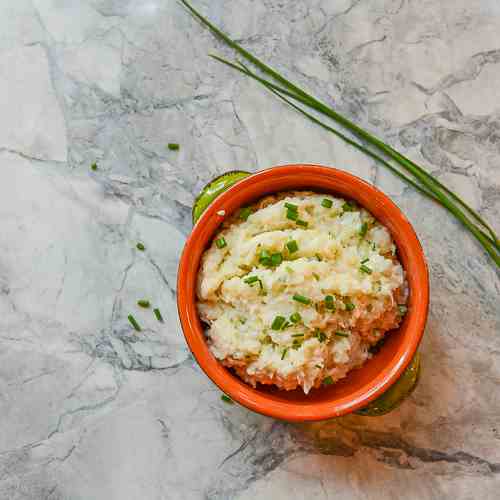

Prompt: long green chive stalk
[{"left": 180, "top": 0, "right": 500, "bottom": 267}]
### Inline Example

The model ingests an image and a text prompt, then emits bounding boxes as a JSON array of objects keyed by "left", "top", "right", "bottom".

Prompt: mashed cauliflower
[{"left": 197, "top": 191, "right": 408, "bottom": 394}]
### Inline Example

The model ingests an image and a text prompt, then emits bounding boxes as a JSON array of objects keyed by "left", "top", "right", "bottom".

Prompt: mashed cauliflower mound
[{"left": 197, "top": 192, "right": 407, "bottom": 394}]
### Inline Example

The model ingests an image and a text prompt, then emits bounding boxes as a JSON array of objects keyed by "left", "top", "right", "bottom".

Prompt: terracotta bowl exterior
[{"left": 177, "top": 164, "right": 429, "bottom": 421}]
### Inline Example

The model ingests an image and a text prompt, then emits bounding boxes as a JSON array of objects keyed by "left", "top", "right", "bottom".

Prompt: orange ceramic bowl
[{"left": 177, "top": 164, "right": 429, "bottom": 421}]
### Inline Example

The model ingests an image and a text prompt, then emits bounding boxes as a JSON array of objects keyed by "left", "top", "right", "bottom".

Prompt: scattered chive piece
[
  {"left": 153, "top": 308, "right": 164, "bottom": 322},
  {"left": 90, "top": 162, "right": 98, "bottom": 171},
  {"left": 221, "top": 394, "right": 233, "bottom": 404},
  {"left": 342, "top": 201, "right": 356, "bottom": 212},
  {"left": 372, "top": 242, "right": 377, "bottom": 251},
  {"left": 290, "top": 312, "right": 302, "bottom": 323},
  {"left": 315, "top": 364, "right": 322, "bottom": 369},
  {"left": 360, "top": 264, "right": 372, "bottom": 274},
  {"left": 312, "top": 272, "right": 320, "bottom": 281},
  {"left": 291, "top": 333, "right": 304, "bottom": 338},
  {"left": 259, "top": 249, "right": 271, "bottom": 265},
  {"left": 270, "top": 252, "right": 283, "bottom": 266},
  {"left": 128, "top": 314, "right": 141, "bottom": 332},
  {"left": 345, "top": 301, "right": 356, "bottom": 311},
  {"left": 321, "top": 198, "right": 333, "bottom": 208},
  {"left": 398, "top": 305, "right": 408, "bottom": 316},
  {"left": 136, "top": 242, "right": 145, "bottom": 251},
  {"left": 286, "top": 209, "right": 298, "bottom": 221},
  {"left": 215, "top": 237, "right": 227, "bottom": 249},
  {"left": 360, "top": 222, "right": 368, "bottom": 237},
  {"left": 281, "top": 348, "right": 288, "bottom": 360},
  {"left": 286, "top": 240, "right": 299, "bottom": 253},
  {"left": 324, "top": 295, "right": 335, "bottom": 310},
  {"left": 285, "top": 266, "right": 294, "bottom": 274},
  {"left": 137, "top": 300, "right": 150, "bottom": 308},
  {"left": 239, "top": 317, "right": 247, "bottom": 324},
  {"left": 293, "top": 294, "right": 311, "bottom": 305},
  {"left": 244, "top": 275, "right": 259, "bottom": 285},
  {"left": 315, "top": 330, "right": 327, "bottom": 342},
  {"left": 292, "top": 339, "right": 302, "bottom": 349},
  {"left": 281, "top": 320, "right": 291, "bottom": 330},
  {"left": 167, "top": 143, "right": 180, "bottom": 151},
  {"left": 323, "top": 376, "right": 334, "bottom": 386},
  {"left": 284, "top": 202, "right": 298, "bottom": 212},
  {"left": 335, "top": 331, "right": 350, "bottom": 337},
  {"left": 239, "top": 207, "right": 252, "bottom": 221},
  {"left": 271, "top": 315, "right": 286, "bottom": 330},
  {"left": 296, "top": 219, "right": 308, "bottom": 227},
  {"left": 361, "top": 257, "right": 369, "bottom": 264},
  {"left": 315, "top": 253, "right": 322, "bottom": 261}
]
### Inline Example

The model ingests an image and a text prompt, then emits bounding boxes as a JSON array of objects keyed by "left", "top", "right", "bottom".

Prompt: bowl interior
[{"left": 177, "top": 165, "right": 428, "bottom": 420}]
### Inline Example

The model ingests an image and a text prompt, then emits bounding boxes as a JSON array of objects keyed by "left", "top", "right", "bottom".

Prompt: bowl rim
[{"left": 177, "top": 164, "right": 429, "bottom": 421}]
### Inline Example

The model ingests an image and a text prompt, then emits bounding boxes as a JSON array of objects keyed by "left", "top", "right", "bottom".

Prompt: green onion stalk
[{"left": 180, "top": 0, "right": 500, "bottom": 268}]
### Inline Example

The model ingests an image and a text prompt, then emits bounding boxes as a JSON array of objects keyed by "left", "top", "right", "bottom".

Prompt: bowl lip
[{"left": 177, "top": 164, "right": 429, "bottom": 421}]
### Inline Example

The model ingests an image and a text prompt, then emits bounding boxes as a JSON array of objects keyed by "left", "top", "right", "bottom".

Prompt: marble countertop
[{"left": 1, "top": 1, "right": 499, "bottom": 499}]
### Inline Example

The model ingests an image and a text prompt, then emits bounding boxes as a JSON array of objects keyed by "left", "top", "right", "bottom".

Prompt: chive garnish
[
  {"left": 259, "top": 249, "right": 271, "bottom": 265},
  {"left": 281, "top": 348, "right": 288, "bottom": 360},
  {"left": 284, "top": 202, "right": 298, "bottom": 212},
  {"left": 293, "top": 294, "right": 311, "bottom": 305},
  {"left": 286, "top": 240, "right": 298, "bottom": 253},
  {"left": 324, "top": 295, "right": 335, "bottom": 310},
  {"left": 270, "top": 252, "right": 283, "bottom": 266},
  {"left": 291, "top": 333, "right": 304, "bottom": 337},
  {"left": 360, "top": 222, "right": 368, "bottom": 237},
  {"left": 296, "top": 219, "right": 308, "bottom": 227},
  {"left": 345, "top": 301, "right": 355, "bottom": 311},
  {"left": 315, "top": 253, "right": 322, "bottom": 261},
  {"left": 335, "top": 331, "right": 349, "bottom": 337},
  {"left": 281, "top": 320, "right": 291, "bottom": 330},
  {"left": 315, "top": 330, "right": 327, "bottom": 342},
  {"left": 321, "top": 198, "right": 332, "bottom": 208},
  {"left": 312, "top": 272, "right": 320, "bottom": 281},
  {"left": 342, "top": 201, "right": 356, "bottom": 212},
  {"left": 90, "top": 162, "right": 98, "bottom": 171},
  {"left": 137, "top": 300, "right": 150, "bottom": 308},
  {"left": 360, "top": 264, "right": 372, "bottom": 274},
  {"left": 244, "top": 275, "right": 259, "bottom": 284},
  {"left": 221, "top": 394, "right": 233, "bottom": 404},
  {"left": 290, "top": 312, "right": 302, "bottom": 323},
  {"left": 361, "top": 257, "right": 369, "bottom": 264},
  {"left": 153, "top": 308, "right": 164, "bottom": 322},
  {"left": 271, "top": 316, "right": 286, "bottom": 330},
  {"left": 136, "top": 242, "right": 145, "bottom": 251},
  {"left": 128, "top": 314, "right": 141, "bottom": 332},
  {"left": 286, "top": 209, "right": 298, "bottom": 221},
  {"left": 215, "top": 237, "right": 227, "bottom": 249},
  {"left": 292, "top": 339, "right": 302, "bottom": 349},
  {"left": 315, "top": 364, "right": 322, "bottom": 369},
  {"left": 323, "top": 376, "right": 334, "bottom": 386},
  {"left": 167, "top": 143, "right": 180, "bottom": 151},
  {"left": 398, "top": 305, "right": 408, "bottom": 316},
  {"left": 285, "top": 266, "right": 294, "bottom": 273},
  {"left": 239, "top": 207, "right": 252, "bottom": 221}
]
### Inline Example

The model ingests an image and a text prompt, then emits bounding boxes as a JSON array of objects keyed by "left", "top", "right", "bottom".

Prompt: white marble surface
[{"left": 0, "top": 1, "right": 499, "bottom": 499}]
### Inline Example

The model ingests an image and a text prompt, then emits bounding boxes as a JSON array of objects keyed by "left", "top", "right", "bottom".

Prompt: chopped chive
[
  {"left": 239, "top": 207, "right": 252, "bottom": 221},
  {"left": 292, "top": 339, "right": 302, "bottom": 349},
  {"left": 221, "top": 394, "right": 233, "bottom": 404},
  {"left": 259, "top": 249, "right": 271, "bottom": 264},
  {"left": 312, "top": 272, "right": 320, "bottom": 281},
  {"left": 244, "top": 275, "right": 259, "bottom": 284},
  {"left": 281, "top": 320, "right": 291, "bottom": 330},
  {"left": 323, "top": 376, "right": 334, "bottom": 386},
  {"left": 286, "top": 209, "right": 298, "bottom": 221},
  {"left": 215, "top": 237, "right": 227, "bottom": 249},
  {"left": 136, "top": 242, "right": 145, "bottom": 251},
  {"left": 239, "top": 317, "right": 247, "bottom": 324},
  {"left": 315, "top": 253, "right": 322, "bottom": 261},
  {"left": 270, "top": 252, "right": 283, "bottom": 266},
  {"left": 360, "top": 264, "right": 372, "bottom": 274},
  {"left": 284, "top": 202, "right": 298, "bottom": 212},
  {"left": 342, "top": 201, "right": 356, "bottom": 212},
  {"left": 345, "top": 301, "right": 356, "bottom": 311},
  {"left": 90, "top": 162, "right": 98, "bottom": 171},
  {"left": 281, "top": 348, "right": 288, "bottom": 360},
  {"left": 285, "top": 266, "right": 294, "bottom": 273},
  {"left": 296, "top": 219, "right": 308, "bottom": 227},
  {"left": 291, "top": 333, "right": 304, "bottom": 337},
  {"left": 271, "top": 315, "right": 286, "bottom": 330},
  {"left": 293, "top": 294, "right": 311, "bottom": 305},
  {"left": 321, "top": 198, "right": 333, "bottom": 208},
  {"left": 153, "top": 308, "right": 164, "bottom": 322},
  {"left": 137, "top": 300, "right": 150, "bottom": 308},
  {"left": 372, "top": 242, "right": 377, "bottom": 251},
  {"left": 167, "top": 143, "right": 180, "bottom": 151},
  {"left": 324, "top": 295, "right": 335, "bottom": 310},
  {"left": 335, "top": 330, "right": 350, "bottom": 337},
  {"left": 315, "top": 330, "right": 327, "bottom": 342},
  {"left": 128, "top": 314, "right": 141, "bottom": 332},
  {"left": 315, "top": 364, "right": 322, "bottom": 369},
  {"left": 286, "top": 240, "right": 299, "bottom": 253},
  {"left": 398, "top": 305, "right": 408, "bottom": 316},
  {"left": 361, "top": 257, "right": 369, "bottom": 264},
  {"left": 290, "top": 312, "right": 302, "bottom": 323},
  {"left": 360, "top": 222, "right": 368, "bottom": 237}
]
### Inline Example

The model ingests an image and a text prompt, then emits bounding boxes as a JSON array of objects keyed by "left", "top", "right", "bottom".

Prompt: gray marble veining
[{"left": 0, "top": 1, "right": 499, "bottom": 499}]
